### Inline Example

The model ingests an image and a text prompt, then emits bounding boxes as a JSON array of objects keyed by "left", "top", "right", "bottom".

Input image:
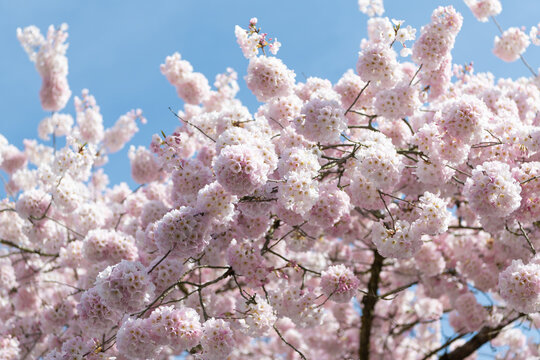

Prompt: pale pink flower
[{"left": 493, "top": 27, "right": 530, "bottom": 62}]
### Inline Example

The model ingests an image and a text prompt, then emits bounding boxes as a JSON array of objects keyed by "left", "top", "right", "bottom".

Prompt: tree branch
[
  {"left": 0, "top": 239, "right": 58, "bottom": 257},
  {"left": 439, "top": 315, "right": 523, "bottom": 360},
  {"left": 274, "top": 325, "right": 307, "bottom": 360},
  {"left": 359, "top": 250, "right": 384, "bottom": 360},
  {"left": 345, "top": 81, "right": 371, "bottom": 115}
]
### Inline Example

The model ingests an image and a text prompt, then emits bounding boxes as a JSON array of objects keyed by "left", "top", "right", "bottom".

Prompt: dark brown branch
[
  {"left": 348, "top": 117, "right": 380, "bottom": 132},
  {"left": 0, "top": 239, "right": 58, "bottom": 257},
  {"left": 439, "top": 315, "right": 522, "bottom": 360},
  {"left": 448, "top": 225, "right": 483, "bottom": 230},
  {"left": 402, "top": 118, "right": 415, "bottom": 135},
  {"left": 451, "top": 176, "right": 465, "bottom": 185},
  {"left": 379, "top": 281, "right": 418, "bottom": 300},
  {"left": 521, "top": 175, "right": 540, "bottom": 185},
  {"left": 359, "top": 250, "right": 384, "bottom": 360},
  {"left": 198, "top": 287, "right": 209, "bottom": 321},
  {"left": 421, "top": 333, "right": 467, "bottom": 360},
  {"left": 147, "top": 248, "right": 172, "bottom": 274},
  {"left": 238, "top": 196, "right": 277, "bottom": 203}
]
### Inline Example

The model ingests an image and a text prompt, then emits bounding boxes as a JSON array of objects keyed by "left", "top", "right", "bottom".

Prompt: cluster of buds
[
  {"left": 247, "top": 18, "right": 280, "bottom": 55},
  {"left": 235, "top": 17, "right": 281, "bottom": 58}
]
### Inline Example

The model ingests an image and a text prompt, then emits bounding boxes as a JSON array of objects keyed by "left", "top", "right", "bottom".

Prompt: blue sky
[{"left": 0, "top": 0, "right": 539, "bottom": 190}]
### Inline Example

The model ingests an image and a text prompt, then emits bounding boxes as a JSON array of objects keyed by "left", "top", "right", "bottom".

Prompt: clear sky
[{"left": 0, "top": 0, "right": 539, "bottom": 191}]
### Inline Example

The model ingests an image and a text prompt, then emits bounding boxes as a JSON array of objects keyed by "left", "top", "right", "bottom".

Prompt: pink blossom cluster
[
  {"left": 499, "top": 256, "right": 540, "bottom": 313},
  {"left": 17, "top": 24, "right": 71, "bottom": 111},
  {"left": 235, "top": 18, "right": 281, "bottom": 58},
  {"left": 114, "top": 305, "right": 203, "bottom": 358},
  {"left": 160, "top": 52, "right": 210, "bottom": 104},
  {"left": 2, "top": 4, "right": 540, "bottom": 359},
  {"left": 493, "top": 27, "right": 531, "bottom": 62},
  {"left": 320, "top": 264, "right": 360, "bottom": 303},
  {"left": 464, "top": 0, "right": 502, "bottom": 22}
]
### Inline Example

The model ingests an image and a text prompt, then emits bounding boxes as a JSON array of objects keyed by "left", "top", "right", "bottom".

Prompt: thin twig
[
  {"left": 147, "top": 249, "right": 172, "bottom": 274},
  {"left": 273, "top": 325, "right": 307, "bottom": 360},
  {"left": 379, "top": 191, "right": 421, "bottom": 209},
  {"left": 409, "top": 64, "right": 423, "bottom": 86},
  {"left": 345, "top": 81, "right": 371, "bottom": 115},
  {"left": 0, "top": 239, "right": 58, "bottom": 257},
  {"left": 268, "top": 221, "right": 308, "bottom": 252},
  {"left": 198, "top": 287, "right": 209, "bottom": 321},
  {"left": 268, "top": 116, "right": 285, "bottom": 129},
  {"left": 452, "top": 176, "right": 465, "bottom": 185},
  {"left": 521, "top": 176, "right": 540, "bottom": 185},
  {"left": 490, "top": 16, "right": 537, "bottom": 77},
  {"left": 42, "top": 280, "right": 85, "bottom": 292},
  {"left": 446, "top": 165, "right": 472, "bottom": 177},
  {"left": 518, "top": 221, "right": 536, "bottom": 255},
  {"left": 265, "top": 248, "right": 321, "bottom": 276},
  {"left": 168, "top": 107, "right": 216, "bottom": 143},
  {"left": 379, "top": 281, "right": 418, "bottom": 300},
  {"left": 421, "top": 333, "right": 467, "bottom": 360},
  {"left": 378, "top": 190, "right": 395, "bottom": 230},
  {"left": 44, "top": 215, "right": 85, "bottom": 238},
  {"left": 402, "top": 118, "right": 415, "bottom": 135},
  {"left": 448, "top": 225, "right": 483, "bottom": 230}
]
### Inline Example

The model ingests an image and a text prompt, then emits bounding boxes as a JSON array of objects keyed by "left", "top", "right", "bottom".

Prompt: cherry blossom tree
[{"left": 1, "top": 1, "right": 540, "bottom": 359}]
